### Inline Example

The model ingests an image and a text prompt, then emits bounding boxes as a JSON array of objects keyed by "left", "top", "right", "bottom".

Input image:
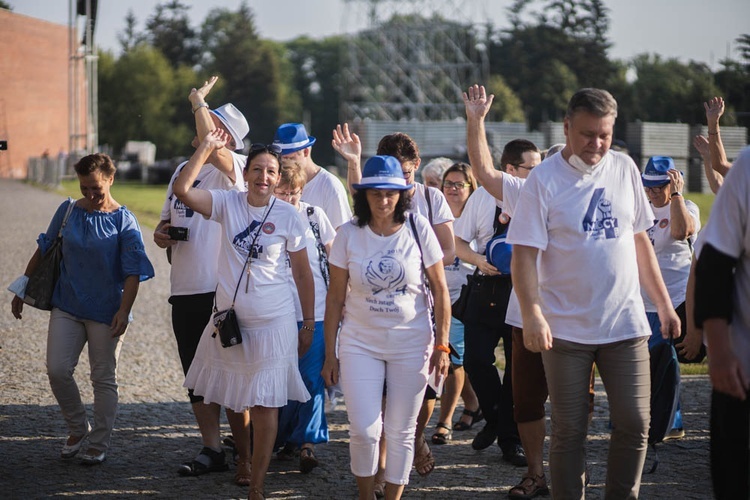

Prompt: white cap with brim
[{"left": 211, "top": 103, "right": 249, "bottom": 151}]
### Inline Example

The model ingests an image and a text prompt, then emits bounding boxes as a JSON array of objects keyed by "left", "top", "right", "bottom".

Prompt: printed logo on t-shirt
[
  {"left": 169, "top": 179, "right": 201, "bottom": 218},
  {"left": 233, "top": 220, "right": 263, "bottom": 258},
  {"left": 363, "top": 251, "right": 406, "bottom": 297},
  {"left": 581, "top": 188, "right": 619, "bottom": 239}
]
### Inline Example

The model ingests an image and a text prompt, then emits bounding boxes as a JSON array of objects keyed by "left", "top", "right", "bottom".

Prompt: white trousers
[
  {"left": 339, "top": 343, "right": 429, "bottom": 485},
  {"left": 47, "top": 308, "right": 124, "bottom": 451}
]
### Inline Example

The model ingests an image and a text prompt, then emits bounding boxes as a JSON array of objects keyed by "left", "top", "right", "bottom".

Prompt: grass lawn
[{"left": 684, "top": 192, "right": 715, "bottom": 227}]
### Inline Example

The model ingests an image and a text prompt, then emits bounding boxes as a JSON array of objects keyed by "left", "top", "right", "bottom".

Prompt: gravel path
[{"left": 0, "top": 179, "right": 713, "bottom": 499}]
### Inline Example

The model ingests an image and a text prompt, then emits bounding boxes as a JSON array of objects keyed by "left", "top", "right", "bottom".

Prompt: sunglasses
[
  {"left": 249, "top": 143, "right": 282, "bottom": 157},
  {"left": 644, "top": 184, "right": 669, "bottom": 193},
  {"left": 443, "top": 181, "right": 470, "bottom": 190},
  {"left": 510, "top": 163, "right": 535, "bottom": 171}
]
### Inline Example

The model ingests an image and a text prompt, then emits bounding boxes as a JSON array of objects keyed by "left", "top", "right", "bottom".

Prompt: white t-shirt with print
[
  {"left": 444, "top": 208, "right": 476, "bottom": 303},
  {"left": 409, "top": 183, "right": 454, "bottom": 225},
  {"left": 329, "top": 214, "right": 443, "bottom": 354},
  {"left": 209, "top": 191, "right": 307, "bottom": 325},
  {"left": 161, "top": 154, "right": 246, "bottom": 296},
  {"left": 699, "top": 145, "right": 750, "bottom": 377},
  {"left": 641, "top": 200, "right": 701, "bottom": 311},
  {"left": 454, "top": 187, "right": 503, "bottom": 261},
  {"left": 500, "top": 174, "right": 528, "bottom": 328},
  {"left": 287, "top": 201, "right": 336, "bottom": 321},
  {"left": 506, "top": 150, "right": 654, "bottom": 344},
  {"left": 300, "top": 168, "right": 352, "bottom": 230}
]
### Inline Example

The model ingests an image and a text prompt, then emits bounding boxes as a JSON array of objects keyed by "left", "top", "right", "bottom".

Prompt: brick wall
[{"left": 0, "top": 10, "right": 84, "bottom": 178}]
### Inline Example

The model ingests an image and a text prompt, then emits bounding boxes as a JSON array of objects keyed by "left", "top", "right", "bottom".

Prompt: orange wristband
[{"left": 435, "top": 344, "right": 451, "bottom": 354}]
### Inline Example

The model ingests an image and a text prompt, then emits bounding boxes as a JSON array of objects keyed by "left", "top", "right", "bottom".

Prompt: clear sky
[{"left": 8, "top": 0, "right": 750, "bottom": 70}]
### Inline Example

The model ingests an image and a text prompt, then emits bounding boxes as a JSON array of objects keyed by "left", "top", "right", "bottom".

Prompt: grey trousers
[
  {"left": 46, "top": 308, "right": 125, "bottom": 452},
  {"left": 542, "top": 336, "right": 650, "bottom": 500}
]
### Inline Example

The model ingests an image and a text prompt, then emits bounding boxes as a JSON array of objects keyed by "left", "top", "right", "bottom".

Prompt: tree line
[{"left": 97, "top": 0, "right": 750, "bottom": 165}]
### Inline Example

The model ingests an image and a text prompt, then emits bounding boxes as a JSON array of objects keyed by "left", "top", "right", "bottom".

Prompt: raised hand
[
  {"left": 463, "top": 84, "right": 494, "bottom": 121},
  {"left": 692, "top": 135, "right": 710, "bottom": 159},
  {"left": 203, "top": 128, "right": 229, "bottom": 151},
  {"left": 667, "top": 168, "right": 684, "bottom": 195},
  {"left": 704, "top": 96, "right": 724, "bottom": 126},
  {"left": 189, "top": 76, "right": 218, "bottom": 106},
  {"left": 332, "top": 123, "right": 361, "bottom": 164}
]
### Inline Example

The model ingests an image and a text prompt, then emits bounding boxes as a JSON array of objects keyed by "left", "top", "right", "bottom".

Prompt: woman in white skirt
[{"left": 174, "top": 129, "right": 314, "bottom": 500}]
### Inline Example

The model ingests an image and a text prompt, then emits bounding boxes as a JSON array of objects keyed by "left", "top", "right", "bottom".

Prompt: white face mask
[{"left": 567, "top": 154, "right": 604, "bottom": 175}]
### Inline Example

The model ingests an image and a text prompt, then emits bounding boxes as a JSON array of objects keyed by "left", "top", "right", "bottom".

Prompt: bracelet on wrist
[
  {"left": 670, "top": 192, "right": 682, "bottom": 198},
  {"left": 708, "top": 130, "right": 719, "bottom": 136},
  {"left": 434, "top": 344, "right": 451, "bottom": 354},
  {"left": 192, "top": 102, "right": 209, "bottom": 113},
  {"left": 300, "top": 324, "right": 314, "bottom": 332}
]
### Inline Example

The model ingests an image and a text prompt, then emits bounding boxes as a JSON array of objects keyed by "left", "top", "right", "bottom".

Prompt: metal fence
[{"left": 26, "top": 156, "right": 72, "bottom": 187}]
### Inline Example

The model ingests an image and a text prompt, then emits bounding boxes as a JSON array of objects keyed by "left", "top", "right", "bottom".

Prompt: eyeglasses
[
  {"left": 443, "top": 181, "right": 470, "bottom": 190},
  {"left": 511, "top": 163, "right": 535, "bottom": 171},
  {"left": 644, "top": 184, "right": 669, "bottom": 193},
  {"left": 274, "top": 189, "right": 302, "bottom": 197},
  {"left": 249, "top": 143, "right": 282, "bottom": 157}
]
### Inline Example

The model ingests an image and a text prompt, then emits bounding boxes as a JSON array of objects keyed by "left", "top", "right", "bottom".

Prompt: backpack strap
[
  {"left": 306, "top": 205, "right": 330, "bottom": 289},
  {"left": 424, "top": 185, "right": 434, "bottom": 225}
]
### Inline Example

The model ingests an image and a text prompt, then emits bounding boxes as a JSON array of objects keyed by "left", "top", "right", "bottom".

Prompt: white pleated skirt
[{"left": 184, "top": 311, "right": 310, "bottom": 412}]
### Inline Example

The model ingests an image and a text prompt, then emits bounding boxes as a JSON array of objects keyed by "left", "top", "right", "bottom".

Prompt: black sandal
[
  {"left": 431, "top": 422, "right": 452, "bottom": 445},
  {"left": 177, "top": 446, "right": 229, "bottom": 476},
  {"left": 453, "top": 408, "right": 483, "bottom": 431}
]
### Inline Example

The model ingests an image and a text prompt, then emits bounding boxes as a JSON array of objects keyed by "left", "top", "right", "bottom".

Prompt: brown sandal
[
  {"left": 508, "top": 473, "right": 549, "bottom": 499},
  {"left": 413, "top": 436, "right": 435, "bottom": 476},
  {"left": 235, "top": 458, "right": 252, "bottom": 486},
  {"left": 299, "top": 446, "right": 319, "bottom": 474}
]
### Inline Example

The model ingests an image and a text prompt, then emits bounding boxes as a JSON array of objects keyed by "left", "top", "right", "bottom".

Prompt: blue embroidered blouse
[{"left": 38, "top": 199, "right": 155, "bottom": 325}]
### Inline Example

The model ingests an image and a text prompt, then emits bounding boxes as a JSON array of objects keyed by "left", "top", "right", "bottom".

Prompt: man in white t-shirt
[
  {"left": 154, "top": 77, "right": 249, "bottom": 477},
  {"left": 471, "top": 85, "right": 679, "bottom": 499},
  {"left": 695, "top": 145, "right": 750, "bottom": 499},
  {"left": 272, "top": 123, "right": 352, "bottom": 230}
]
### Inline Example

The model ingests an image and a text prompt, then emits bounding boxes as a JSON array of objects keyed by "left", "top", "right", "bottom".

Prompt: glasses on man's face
[
  {"left": 644, "top": 184, "right": 669, "bottom": 194},
  {"left": 443, "top": 181, "right": 469, "bottom": 190},
  {"left": 274, "top": 188, "right": 302, "bottom": 197},
  {"left": 511, "top": 163, "right": 535, "bottom": 171}
]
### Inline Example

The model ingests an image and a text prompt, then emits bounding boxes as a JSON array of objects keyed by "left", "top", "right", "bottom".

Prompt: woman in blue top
[{"left": 10, "top": 153, "right": 154, "bottom": 465}]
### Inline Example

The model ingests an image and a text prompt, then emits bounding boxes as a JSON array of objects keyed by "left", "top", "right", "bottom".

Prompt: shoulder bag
[
  {"left": 452, "top": 205, "right": 513, "bottom": 326},
  {"left": 23, "top": 200, "right": 75, "bottom": 310}
]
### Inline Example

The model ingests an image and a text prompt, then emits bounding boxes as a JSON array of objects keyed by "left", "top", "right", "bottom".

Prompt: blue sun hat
[
  {"left": 352, "top": 155, "right": 412, "bottom": 191},
  {"left": 486, "top": 234, "right": 512, "bottom": 275},
  {"left": 642, "top": 156, "right": 681, "bottom": 187},
  {"left": 272, "top": 123, "right": 316, "bottom": 154}
]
